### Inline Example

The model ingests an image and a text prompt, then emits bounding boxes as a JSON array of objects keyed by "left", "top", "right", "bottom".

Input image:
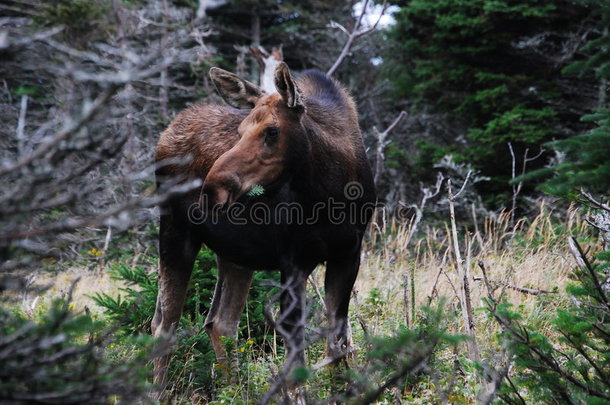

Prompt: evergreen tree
[
  {"left": 536, "top": 0, "right": 610, "bottom": 196},
  {"left": 384, "top": 0, "right": 598, "bottom": 206}
]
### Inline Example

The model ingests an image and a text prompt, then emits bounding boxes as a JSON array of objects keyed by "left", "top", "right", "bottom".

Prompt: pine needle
[{"left": 246, "top": 184, "right": 265, "bottom": 197}]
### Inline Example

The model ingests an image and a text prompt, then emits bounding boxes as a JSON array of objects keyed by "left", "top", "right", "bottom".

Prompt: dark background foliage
[{"left": 383, "top": 0, "right": 608, "bottom": 207}]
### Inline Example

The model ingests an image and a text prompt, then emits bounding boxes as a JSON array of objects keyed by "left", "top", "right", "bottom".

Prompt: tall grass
[{"left": 353, "top": 203, "right": 588, "bottom": 335}]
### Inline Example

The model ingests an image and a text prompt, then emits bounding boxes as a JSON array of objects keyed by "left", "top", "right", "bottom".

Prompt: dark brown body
[{"left": 152, "top": 65, "right": 375, "bottom": 386}]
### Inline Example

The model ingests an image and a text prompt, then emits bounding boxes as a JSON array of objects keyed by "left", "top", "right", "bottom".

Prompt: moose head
[{"left": 201, "top": 63, "right": 306, "bottom": 209}]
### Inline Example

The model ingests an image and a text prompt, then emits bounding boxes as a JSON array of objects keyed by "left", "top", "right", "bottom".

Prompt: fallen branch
[{"left": 472, "top": 276, "right": 555, "bottom": 296}]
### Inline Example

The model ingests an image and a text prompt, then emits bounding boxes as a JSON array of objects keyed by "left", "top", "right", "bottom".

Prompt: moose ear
[
  {"left": 209, "top": 67, "right": 263, "bottom": 109},
  {"left": 274, "top": 62, "right": 304, "bottom": 109}
]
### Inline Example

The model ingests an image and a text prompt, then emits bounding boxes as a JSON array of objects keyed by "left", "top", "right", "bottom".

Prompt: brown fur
[
  {"left": 152, "top": 64, "right": 375, "bottom": 389},
  {"left": 156, "top": 105, "right": 247, "bottom": 177},
  {"left": 157, "top": 69, "right": 362, "bottom": 193}
]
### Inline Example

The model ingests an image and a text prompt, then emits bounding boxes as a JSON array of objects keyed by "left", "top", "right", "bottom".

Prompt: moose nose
[{"left": 201, "top": 174, "right": 241, "bottom": 209}]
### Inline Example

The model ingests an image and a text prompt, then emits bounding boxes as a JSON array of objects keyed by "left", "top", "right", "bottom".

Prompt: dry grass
[
  {"left": 32, "top": 203, "right": 585, "bottom": 333},
  {"left": 24, "top": 244, "right": 156, "bottom": 317},
  {"left": 352, "top": 203, "right": 588, "bottom": 335},
  {"left": 21, "top": 266, "right": 125, "bottom": 317}
]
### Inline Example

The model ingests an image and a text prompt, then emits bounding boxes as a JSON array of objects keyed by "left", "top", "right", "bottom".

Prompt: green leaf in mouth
[{"left": 246, "top": 184, "right": 265, "bottom": 197}]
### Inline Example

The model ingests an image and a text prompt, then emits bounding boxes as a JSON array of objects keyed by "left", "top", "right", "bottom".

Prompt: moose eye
[{"left": 264, "top": 127, "right": 279, "bottom": 145}]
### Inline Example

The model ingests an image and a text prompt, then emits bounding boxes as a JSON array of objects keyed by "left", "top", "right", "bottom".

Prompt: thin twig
[
  {"left": 508, "top": 142, "right": 544, "bottom": 226},
  {"left": 449, "top": 170, "right": 472, "bottom": 201},
  {"left": 427, "top": 267, "right": 444, "bottom": 305},
  {"left": 307, "top": 274, "right": 325, "bottom": 308}
]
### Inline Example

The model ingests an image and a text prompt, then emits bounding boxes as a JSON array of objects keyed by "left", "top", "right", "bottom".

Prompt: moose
[{"left": 152, "top": 62, "right": 376, "bottom": 386}]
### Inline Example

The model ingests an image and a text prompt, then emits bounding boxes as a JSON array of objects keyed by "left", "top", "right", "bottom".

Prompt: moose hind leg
[
  {"left": 324, "top": 252, "right": 361, "bottom": 361},
  {"left": 204, "top": 257, "right": 253, "bottom": 374},
  {"left": 152, "top": 215, "right": 201, "bottom": 387}
]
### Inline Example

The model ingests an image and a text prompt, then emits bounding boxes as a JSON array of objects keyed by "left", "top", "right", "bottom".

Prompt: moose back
[{"left": 152, "top": 62, "right": 375, "bottom": 385}]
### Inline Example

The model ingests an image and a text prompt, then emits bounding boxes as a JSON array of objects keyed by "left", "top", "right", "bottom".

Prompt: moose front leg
[{"left": 152, "top": 214, "right": 201, "bottom": 388}]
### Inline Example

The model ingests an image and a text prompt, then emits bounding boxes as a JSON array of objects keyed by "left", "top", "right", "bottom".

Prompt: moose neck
[
  {"left": 287, "top": 115, "right": 354, "bottom": 205},
  {"left": 279, "top": 70, "right": 362, "bottom": 205}
]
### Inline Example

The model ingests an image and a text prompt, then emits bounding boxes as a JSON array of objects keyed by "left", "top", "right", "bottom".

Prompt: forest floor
[{"left": 26, "top": 203, "right": 590, "bottom": 404}]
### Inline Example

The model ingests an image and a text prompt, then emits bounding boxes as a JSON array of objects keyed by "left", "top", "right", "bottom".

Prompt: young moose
[{"left": 152, "top": 62, "right": 375, "bottom": 385}]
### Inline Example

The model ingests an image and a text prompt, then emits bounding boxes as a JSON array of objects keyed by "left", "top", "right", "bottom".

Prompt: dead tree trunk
[{"left": 250, "top": 46, "right": 283, "bottom": 94}]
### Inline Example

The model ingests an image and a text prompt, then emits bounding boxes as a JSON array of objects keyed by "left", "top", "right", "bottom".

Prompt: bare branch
[
  {"left": 258, "top": 276, "right": 312, "bottom": 405},
  {"left": 0, "top": 25, "right": 63, "bottom": 50},
  {"left": 449, "top": 170, "right": 472, "bottom": 201},
  {"left": 508, "top": 142, "right": 544, "bottom": 226},
  {"left": 326, "top": 0, "right": 388, "bottom": 77},
  {"left": 399, "top": 172, "right": 444, "bottom": 249},
  {"left": 307, "top": 274, "right": 325, "bottom": 308},
  {"left": 584, "top": 217, "right": 609, "bottom": 234},
  {"left": 3, "top": 178, "right": 201, "bottom": 245},
  {"left": 380, "top": 110, "right": 407, "bottom": 137},
  {"left": 373, "top": 110, "right": 407, "bottom": 185},
  {"left": 16, "top": 95, "right": 28, "bottom": 151},
  {"left": 447, "top": 174, "right": 479, "bottom": 363},
  {"left": 0, "top": 86, "right": 118, "bottom": 176},
  {"left": 568, "top": 237, "right": 609, "bottom": 308},
  {"left": 579, "top": 189, "right": 610, "bottom": 212},
  {"left": 327, "top": 20, "right": 350, "bottom": 36}
]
